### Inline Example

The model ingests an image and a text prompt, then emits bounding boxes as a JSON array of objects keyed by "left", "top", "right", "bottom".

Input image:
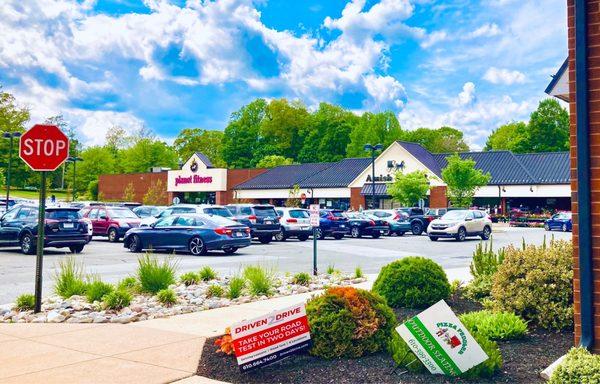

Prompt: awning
[{"left": 360, "top": 183, "right": 389, "bottom": 196}]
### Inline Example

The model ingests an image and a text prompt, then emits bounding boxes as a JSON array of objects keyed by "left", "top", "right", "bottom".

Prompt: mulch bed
[{"left": 197, "top": 294, "right": 573, "bottom": 384}]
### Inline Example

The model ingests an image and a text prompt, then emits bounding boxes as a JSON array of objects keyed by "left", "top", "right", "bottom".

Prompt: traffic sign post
[
  {"left": 309, "top": 204, "right": 320, "bottom": 276},
  {"left": 19, "top": 124, "right": 69, "bottom": 313}
]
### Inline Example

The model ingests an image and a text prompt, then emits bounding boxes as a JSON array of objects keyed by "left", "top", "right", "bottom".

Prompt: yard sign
[
  {"left": 230, "top": 303, "right": 311, "bottom": 372},
  {"left": 396, "top": 300, "right": 488, "bottom": 376}
]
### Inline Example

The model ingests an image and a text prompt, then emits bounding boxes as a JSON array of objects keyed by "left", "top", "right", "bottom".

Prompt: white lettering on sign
[{"left": 22, "top": 138, "right": 67, "bottom": 157}]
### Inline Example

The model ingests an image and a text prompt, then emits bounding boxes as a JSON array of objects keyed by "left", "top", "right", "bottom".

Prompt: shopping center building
[{"left": 98, "top": 141, "right": 570, "bottom": 212}]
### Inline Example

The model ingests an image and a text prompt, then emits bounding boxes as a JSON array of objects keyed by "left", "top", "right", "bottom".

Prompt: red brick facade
[
  {"left": 429, "top": 186, "right": 448, "bottom": 208},
  {"left": 350, "top": 187, "right": 365, "bottom": 210}
]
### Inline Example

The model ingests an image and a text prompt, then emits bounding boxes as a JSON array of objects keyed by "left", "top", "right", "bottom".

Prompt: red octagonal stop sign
[{"left": 19, "top": 124, "right": 70, "bottom": 171}]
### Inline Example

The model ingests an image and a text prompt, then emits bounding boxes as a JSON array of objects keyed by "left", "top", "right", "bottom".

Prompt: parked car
[
  {"left": 363, "top": 209, "right": 412, "bottom": 236},
  {"left": 274, "top": 207, "right": 312, "bottom": 241},
  {"left": 425, "top": 208, "right": 447, "bottom": 219},
  {"left": 140, "top": 204, "right": 234, "bottom": 227},
  {"left": 427, "top": 209, "right": 492, "bottom": 241},
  {"left": 226, "top": 204, "right": 281, "bottom": 244},
  {"left": 0, "top": 205, "right": 88, "bottom": 254},
  {"left": 395, "top": 207, "right": 432, "bottom": 235},
  {"left": 315, "top": 209, "right": 349, "bottom": 240},
  {"left": 344, "top": 212, "right": 389, "bottom": 238},
  {"left": 544, "top": 211, "right": 572, "bottom": 232},
  {"left": 0, "top": 199, "right": 17, "bottom": 215},
  {"left": 132, "top": 205, "right": 167, "bottom": 218},
  {"left": 80, "top": 205, "right": 141, "bottom": 242},
  {"left": 123, "top": 214, "right": 251, "bottom": 255}
]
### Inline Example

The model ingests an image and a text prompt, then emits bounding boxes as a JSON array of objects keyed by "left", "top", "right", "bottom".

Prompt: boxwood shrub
[
  {"left": 372, "top": 257, "right": 450, "bottom": 308},
  {"left": 306, "top": 286, "right": 396, "bottom": 359},
  {"left": 550, "top": 347, "right": 600, "bottom": 384}
]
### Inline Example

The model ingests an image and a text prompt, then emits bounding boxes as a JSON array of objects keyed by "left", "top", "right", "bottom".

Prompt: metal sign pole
[
  {"left": 34, "top": 171, "right": 47, "bottom": 313},
  {"left": 313, "top": 227, "right": 317, "bottom": 276},
  {"left": 309, "top": 204, "right": 319, "bottom": 276}
]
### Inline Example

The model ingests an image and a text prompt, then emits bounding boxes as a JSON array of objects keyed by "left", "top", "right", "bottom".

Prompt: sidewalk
[{"left": 0, "top": 268, "right": 470, "bottom": 384}]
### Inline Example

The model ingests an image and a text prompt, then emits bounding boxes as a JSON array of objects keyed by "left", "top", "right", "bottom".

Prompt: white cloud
[
  {"left": 457, "top": 82, "right": 476, "bottom": 106},
  {"left": 483, "top": 67, "right": 526, "bottom": 85},
  {"left": 420, "top": 30, "right": 448, "bottom": 48},
  {"left": 468, "top": 23, "right": 501, "bottom": 38},
  {"left": 363, "top": 74, "right": 406, "bottom": 109}
]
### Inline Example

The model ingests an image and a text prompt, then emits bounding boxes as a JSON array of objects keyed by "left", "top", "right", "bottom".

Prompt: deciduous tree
[
  {"left": 221, "top": 99, "right": 267, "bottom": 168},
  {"left": 174, "top": 128, "right": 225, "bottom": 166},
  {"left": 441, "top": 154, "right": 491, "bottom": 208},
  {"left": 255, "top": 155, "right": 294, "bottom": 168},
  {"left": 484, "top": 122, "right": 528, "bottom": 152},
  {"left": 523, "top": 99, "right": 569, "bottom": 152},
  {"left": 387, "top": 171, "right": 430, "bottom": 206},
  {"left": 346, "top": 111, "right": 403, "bottom": 157}
]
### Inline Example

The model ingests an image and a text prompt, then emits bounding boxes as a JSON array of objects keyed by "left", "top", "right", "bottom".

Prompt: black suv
[
  {"left": 0, "top": 205, "right": 89, "bottom": 254},
  {"left": 226, "top": 204, "right": 281, "bottom": 244}
]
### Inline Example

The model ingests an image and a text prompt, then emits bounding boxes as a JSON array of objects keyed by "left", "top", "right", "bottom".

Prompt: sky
[{"left": 0, "top": 0, "right": 567, "bottom": 150}]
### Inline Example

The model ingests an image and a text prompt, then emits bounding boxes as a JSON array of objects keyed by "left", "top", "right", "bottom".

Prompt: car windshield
[
  {"left": 46, "top": 210, "right": 81, "bottom": 220},
  {"left": 108, "top": 209, "right": 138, "bottom": 219},
  {"left": 204, "top": 207, "right": 233, "bottom": 217},
  {"left": 254, "top": 207, "right": 277, "bottom": 217},
  {"left": 441, "top": 210, "right": 468, "bottom": 220},
  {"left": 289, "top": 210, "right": 310, "bottom": 219}
]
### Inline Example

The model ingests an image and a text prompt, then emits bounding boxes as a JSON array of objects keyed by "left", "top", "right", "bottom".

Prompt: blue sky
[{"left": 0, "top": 0, "right": 567, "bottom": 150}]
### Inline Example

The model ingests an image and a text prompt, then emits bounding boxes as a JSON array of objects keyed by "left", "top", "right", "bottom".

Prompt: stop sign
[{"left": 19, "top": 124, "right": 70, "bottom": 171}]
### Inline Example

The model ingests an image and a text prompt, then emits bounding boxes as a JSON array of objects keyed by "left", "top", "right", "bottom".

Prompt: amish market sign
[{"left": 366, "top": 174, "right": 393, "bottom": 182}]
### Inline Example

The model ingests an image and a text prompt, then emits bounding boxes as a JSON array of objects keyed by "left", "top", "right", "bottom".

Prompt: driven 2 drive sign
[
  {"left": 396, "top": 300, "right": 488, "bottom": 376},
  {"left": 231, "top": 303, "right": 311, "bottom": 372}
]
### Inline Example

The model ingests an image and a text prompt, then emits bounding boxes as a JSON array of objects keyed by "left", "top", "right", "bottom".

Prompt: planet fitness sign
[
  {"left": 396, "top": 300, "right": 488, "bottom": 376},
  {"left": 174, "top": 174, "right": 213, "bottom": 186},
  {"left": 230, "top": 303, "right": 311, "bottom": 372}
]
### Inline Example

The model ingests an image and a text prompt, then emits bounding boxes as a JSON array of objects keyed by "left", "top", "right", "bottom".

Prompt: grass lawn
[{"left": 0, "top": 189, "right": 69, "bottom": 200}]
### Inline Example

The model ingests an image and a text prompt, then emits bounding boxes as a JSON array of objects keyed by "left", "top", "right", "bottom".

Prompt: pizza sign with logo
[{"left": 395, "top": 300, "right": 488, "bottom": 376}]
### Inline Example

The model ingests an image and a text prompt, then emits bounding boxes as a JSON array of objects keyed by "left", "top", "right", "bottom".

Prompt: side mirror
[{"left": 465, "top": 217, "right": 473, "bottom": 221}]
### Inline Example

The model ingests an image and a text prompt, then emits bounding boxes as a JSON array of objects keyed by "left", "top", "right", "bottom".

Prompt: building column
[
  {"left": 429, "top": 186, "right": 447, "bottom": 208},
  {"left": 215, "top": 191, "right": 228, "bottom": 205},
  {"left": 350, "top": 187, "right": 364, "bottom": 210}
]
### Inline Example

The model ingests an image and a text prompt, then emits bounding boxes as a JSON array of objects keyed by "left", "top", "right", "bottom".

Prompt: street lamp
[
  {"left": 67, "top": 156, "right": 83, "bottom": 202},
  {"left": 364, "top": 143, "right": 383, "bottom": 209},
  {"left": 3, "top": 131, "right": 22, "bottom": 211}
]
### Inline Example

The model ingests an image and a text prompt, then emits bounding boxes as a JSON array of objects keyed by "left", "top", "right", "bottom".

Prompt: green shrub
[
  {"left": 449, "top": 279, "right": 462, "bottom": 296},
  {"left": 137, "top": 254, "right": 178, "bottom": 294},
  {"left": 292, "top": 272, "right": 311, "bottom": 286},
  {"left": 459, "top": 310, "right": 527, "bottom": 341},
  {"left": 243, "top": 266, "right": 273, "bottom": 296},
  {"left": 372, "top": 257, "right": 450, "bottom": 308},
  {"left": 15, "top": 294, "right": 35, "bottom": 311},
  {"left": 117, "top": 277, "right": 138, "bottom": 292},
  {"left": 198, "top": 266, "right": 217, "bottom": 281},
  {"left": 227, "top": 276, "right": 245, "bottom": 299},
  {"left": 54, "top": 257, "right": 88, "bottom": 298},
  {"left": 307, "top": 286, "right": 396, "bottom": 359},
  {"left": 550, "top": 347, "right": 600, "bottom": 384},
  {"left": 206, "top": 284, "right": 224, "bottom": 298},
  {"left": 180, "top": 272, "right": 200, "bottom": 286},
  {"left": 491, "top": 239, "right": 573, "bottom": 329},
  {"left": 156, "top": 288, "right": 177, "bottom": 306},
  {"left": 103, "top": 289, "right": 132, "bottom": 310},
  {"left": 464, "top": 240, "right": 505, "bottom": 302},
  {"left": 355, "top": 266, "right": 364, "bottom": 279},
  {"left": 326, "top": 264, "right": 335, "bottom": 274},
  {"left": 463, "top": 274, "right": 494, "bottom": 302},
  {"left": 85, "top": 279, "right": 114, "bottom": 303}
]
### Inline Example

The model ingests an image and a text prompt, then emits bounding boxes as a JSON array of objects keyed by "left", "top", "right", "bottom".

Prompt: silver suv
[
  {"left": 274, "top": 207, "right": 312, "bottom": 241},
  {"left": 427, "top": 209, "right": 492, "bottom": 241}
]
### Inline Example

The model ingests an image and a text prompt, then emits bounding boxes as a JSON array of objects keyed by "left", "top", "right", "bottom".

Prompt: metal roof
[
  {"left": 194, "top": 152, "right": 214, "bottom": 168},
  {"left": 360, "top": 183, "right": 388, "bottom": 196},
  {"left": 299, "top": 158, "right": 372, "bottom": 188},
  {"left": 233, "top": 162, "right": 332, "bottom": 189},
  {"left": 515, "top": 152, "right": 570, "bottom": 184},
  {"left": 396, "top": 141, "right": 443, "bottom": 176}
]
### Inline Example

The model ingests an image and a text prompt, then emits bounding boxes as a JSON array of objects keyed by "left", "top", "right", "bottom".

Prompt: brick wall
[
  {"left": 567, "top": 0, "right": 600, "bottom": 351},
  {"left": 98, "top": 172, "right": 168, "bottom": 204},
  {"left": 225, "top": 168, "right": 268, "bottom": 204},
  {"left": 350, "top": 187, "right": 364, "bottom": 210},
  {"left": 429, "top": 186, "right": 448, "bottom": 208}
]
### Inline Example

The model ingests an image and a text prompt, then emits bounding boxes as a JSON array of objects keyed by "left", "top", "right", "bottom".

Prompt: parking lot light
[
  {"left": 66, "top": 156, "right": 83, "bottom": 202},
  {"left": 2, "top": 131, "right": 22, "bottom": 211},
  {"left": 364, "top": 143, "right": 383, "bottom": 209}
]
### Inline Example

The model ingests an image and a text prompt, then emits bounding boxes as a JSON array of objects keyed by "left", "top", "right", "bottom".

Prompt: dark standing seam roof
[
  {"left": 233, "top": 163, "right": 332, "bottom": 189},
  {"left": 299, "top": 158, "right": 372, "bottom": 188},
  {"left": 360, "top": 183, "right": 388, "bottom": 196},
  {"left": 194, "top": 152, "right": 213, "bottom": 168},
  {"left": 396, "top": 141, "right": 443, "bottom": 176},
  {"left": 515, "top": 152, "right": 570, "bottom": 184}
]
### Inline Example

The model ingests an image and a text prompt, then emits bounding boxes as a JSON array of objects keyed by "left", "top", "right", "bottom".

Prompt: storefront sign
[
  {"left": 395, "top": 300, "right": 488, "bottom": 376},
  {"left": 309, "top": 204, "right": 320, "bottom": 227},
  {"left": 174, "top": 174, "right": 213, "bottom": 186},
  {"left": 366, "top": 174, "right": 393, "bottom": 182},
  {"left": 231, "top": 303, "right": 311, "bottom": 372}
]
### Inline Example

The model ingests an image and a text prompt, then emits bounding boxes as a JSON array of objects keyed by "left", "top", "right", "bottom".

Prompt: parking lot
[{"left": 0, "top": 226, "right": 571, "bottom": 304}]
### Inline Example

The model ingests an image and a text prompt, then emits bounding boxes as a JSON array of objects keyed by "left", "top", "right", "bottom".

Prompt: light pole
[
  {"left": 3, "top": 131, "right": 22, "bottom": 211},
  {"left": 364, "top": 143, "right": 383, "bottom": 209},
  {"left": 67, "top": 156, "right": 83, "bottom": 202}
]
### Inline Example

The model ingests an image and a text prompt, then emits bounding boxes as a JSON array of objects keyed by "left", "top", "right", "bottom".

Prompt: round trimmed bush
[
  {"left": 372, "top": 257, "right": 450, "bottom": 308},
  {"left": 306, "top": 286, "right": 396, "bottom": 359}
]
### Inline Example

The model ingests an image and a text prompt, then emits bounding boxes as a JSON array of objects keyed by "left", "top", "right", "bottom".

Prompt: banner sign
[
  {"left": 395, "top": 300, "right": 488, "bottom": 376},
  {"left": 230, "top": 303, "right": 311, "bottom": 372}
]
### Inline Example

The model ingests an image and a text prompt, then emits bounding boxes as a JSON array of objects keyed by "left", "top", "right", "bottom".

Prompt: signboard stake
[{"left": 34, "top": 171, "right": 47, "bottom": 313}]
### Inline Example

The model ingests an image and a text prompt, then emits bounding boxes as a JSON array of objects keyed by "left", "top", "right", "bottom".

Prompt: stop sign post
[{"left": 19, "top": 124, "right": 69, "bottom": 312}]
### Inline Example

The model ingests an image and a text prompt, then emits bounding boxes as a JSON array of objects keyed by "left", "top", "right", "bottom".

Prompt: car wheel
[
  {"left": 333, "top": 233, "right": 344, "bottom": 240},
  {"left": 297, "top": 234, "right": 309, "bottom": 241},
  {"left": 128, "top": 234, "right": 142, "bottom": 253},
  {"left": 456, "top": 227, "right": 467, "bottom": 242},
  {"left": 411, "top": 222, "right": 423, "bottom": 236},
  {"left": 188, "top": 236, "right": 206, "bottom": 256},
  {"left": 371, "top": 232, "right": 381, "bottom": 239},
  {"left": 108, "top": 228, "right": 119, "bottom": 243},
  {"left": 562, "top": 224, "right": 568, "bottom": 232},
  {"left": 223, "top": 247, "right": 238, "bottom": 255},
  {"left": 429, "top": 236, "right": 438, "bottom": 242},
  {"left": 274, "top": 229, "right": 286, "bottom": 241},
  {"left": 350, "top": 226, "right": 361, "bottom": 238},
  {"left": 69, "top": 245, "right": 85, "bottom": 254},
  {"left": 315, "top": 228, "right": 324, "bottom": 240},
  {"left": 20, "top": 233, "right": 36, "bottom": 255},
  {"left": 480, "top": 226, "right": 491, "bottom": 240},
  {"left": 544, "top": 223, "right": 550, "bottom": 231},
  {"left": 258, "top": 235, "right": 272, "bottom": 244},
  {"left": 396, "top": 231, "right": 405, "bottom": 236}
]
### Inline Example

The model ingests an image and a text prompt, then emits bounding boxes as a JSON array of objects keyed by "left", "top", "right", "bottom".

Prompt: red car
[{"left": 81, "top": 206, "right": 141, "bottom": 242}]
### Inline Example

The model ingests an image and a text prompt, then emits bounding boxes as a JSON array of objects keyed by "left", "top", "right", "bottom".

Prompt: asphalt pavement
[{"left": 0, "top": 226, "right": 571, "bottom": 304}]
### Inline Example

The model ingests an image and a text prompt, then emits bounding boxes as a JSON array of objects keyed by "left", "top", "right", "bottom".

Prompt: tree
[
  {"left": 88, "top": 180, "right": 99, "bottom": 200},
  {"left": 255, "top": 155, "right": 294, "bottom": 168},
  {"left": 387, "top": 171, "right": 430, "bottom": 206},
  {"left": 120, "top": 138, "right": 178, "bottom": 173},
  {"left": 403, "top": 126, "right": 469, "bottom": 153},
  {"left": 173, "top": 128, "right": 225, "bottom": 166},
  {"left": 346, "top": 111, "right": 403, "bottom": 157},
  {"left": 441, "top": 154, "right": 491, "bottom": 207},
  {"left": 257, "top": 99, "right": 309, "bottom": 161},
  {"left": 221, "top": 99, "right": 267, "bottom": 168},
  {"left": 143, "top": 179, "right": 167, "bottom": 205},
  {"left": 285, "top": 184, "right": 301, "bottom": 207},
  {"left": 523, "top": 99, "right": 569, "bottom": 152},
  {"left": 74, "top": 146, "right": 119, "bottom": 195},
  {"left": 122, "top": 182, "right": 136, "bottom": 201},
  {"left": 105, "top": 125, "right": 129, "bottom": 152},
  {"left": 484, "top": 122, "right": 528, "bottom": 152}
]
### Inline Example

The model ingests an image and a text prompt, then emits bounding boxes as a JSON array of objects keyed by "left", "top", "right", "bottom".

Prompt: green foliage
[
  {"left": 85, "top": 278, "right": 114, "bottom": 303},
  {"left": 372, "top": 257, "right": 450, "bottom": 308},
  {"left": 122, "top": 182, "right": 136, "bottom": 201},
  {"left": 292, "top": 272, "right": 311, "bottom": 286},
  {"left": 198, "top": 266, "right": 217, "bottom": 281},
  {"left": 15, "top": 294, "right": 35, "bottom": 311},
  {"left": 285, "top": 183, "right": 302, "bottom": 207},
  {"left": 491, "top": 239, "right": 573, "bottom": 329},
  {"left": 326, "top": 264, "right": 335, "bottom": 274},
  {"left": 525, "top": 99, "right": 569, "bottom": 152},
  {"left": 484, "top": 122, "right": 528, "bottom": 152},
  {"left": 255, "top": 155, "right": 294, "bottom": 168},
  {"left": 221, "top": 99, "right": 267, "bottom": 168},
  {"left": 173, "top": 128, "right": 225, "bottom": 167},
  {"left": 387, "top": 170, "right": 430, "bottom": 206},
  {"left": 354, "top": 266, "right": 364, "bottom": 279},
  {"left": 117, "top": 277, "right": 139, "bottom": 292},
  {"left": 227, "top": 276, "right": 246, "bottom": 299},
  {"left": 459, "top": 310, "right": 528, "bottom": 341},
  {"left": 441, "top": 154, "right": 491, "bottom": 207},
  {"left": 136, "top": 254, "right": 178, "bottom": 294},
  {"left": 206, "top": 284, "right": 224, "bottom": 298},
  {"left": 102, "top": 289, "right": 132, "bottom": 310},
  {"left": 464, "top": 239, "right": 505, "bottom": 302},
  {"left": 307, "top": 287, "right": 396, "bottom": 359},
  {"left": 120, "top": 138, "right": 179, "bottom": 174},
  {"left": 54, "top": 257, "right": 88, "bottom": 299},
  {"left": 143, "top": 179, "right": 167, "bottom": 205},
  {"left": 88, "top": 180, "right": 99, "bottom": 200},
  {"left": 402, "top": 126, "right": 469, "bottom": 153},
  {"left": 179, "top": 272, "right": 201, "bottom": 286},
  {"left": 550, "top": 347, "right": 600, "bottom": 384},
  {"left": 243, "top": 266, "right": 273, "bottom": 296},
  {"left": 463, "top": 275, "right": 494, "bottom": 302},
  {"left": 449, "top": 279, "right": 462, "bottom": 296},
  {"left": 346, "top": 111, "right": 402, "bottom": 157},
  {"left": 156, "top": 288, "right": 177, "bottom": 306}
]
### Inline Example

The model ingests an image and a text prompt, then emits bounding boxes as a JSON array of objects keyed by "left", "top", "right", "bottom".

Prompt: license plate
[
  {"left": 63, "top": 223, "right": 74, "bottom": 229},
  {"left": 265, "top": 221, "right": 272, "bottom": 225},
  {"left": 301, "top": 226, "right": 310, "bottom": 230},
  {"left": 340, "top": 224, "right": 345, "bottom": 228},
  {"left": 234, "top": 232, "right": 243, "bottom": 237}
]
